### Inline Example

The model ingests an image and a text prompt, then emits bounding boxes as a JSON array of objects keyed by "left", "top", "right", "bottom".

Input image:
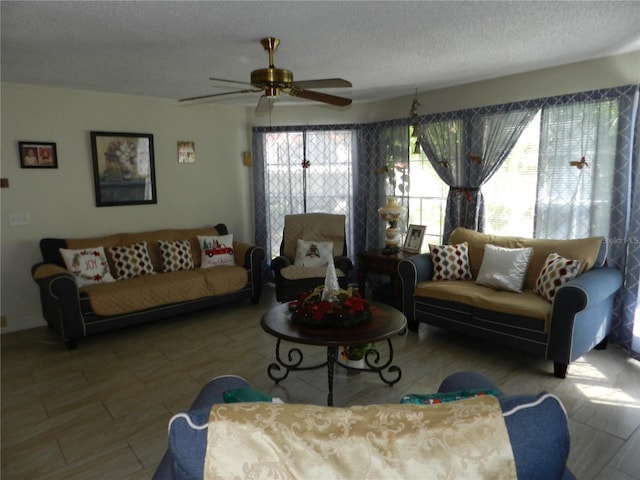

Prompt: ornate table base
[{"left": 267, "top": 338, "right": 402, "bottom": 406}]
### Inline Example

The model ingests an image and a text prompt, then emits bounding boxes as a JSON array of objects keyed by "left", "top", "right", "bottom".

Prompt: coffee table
[{"left": 260, "top": 302, "right": 407, "bottom": 406}]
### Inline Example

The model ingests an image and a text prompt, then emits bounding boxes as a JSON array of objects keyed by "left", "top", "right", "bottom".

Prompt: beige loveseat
[
  {"left": 32, "top": 223, "right": 265, "bottom": 349},
  {"left": 398, "top": 228, "right": 623, "bottom": 378}
]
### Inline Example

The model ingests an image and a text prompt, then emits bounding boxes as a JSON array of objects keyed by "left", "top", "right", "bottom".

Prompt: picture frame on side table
[
  {"left": 403, "top": 224, "right": 426, "bottom": 253},
  {"left": 90, "top": 131, "right": 157, "bottom": 207},
  {"left": 18, "top": 141, "right": 58, "bottom": 168}
]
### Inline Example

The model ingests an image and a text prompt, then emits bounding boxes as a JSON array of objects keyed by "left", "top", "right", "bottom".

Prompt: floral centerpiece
[{"left": 288, "top": 285, "right": 371, "bottom": 328}]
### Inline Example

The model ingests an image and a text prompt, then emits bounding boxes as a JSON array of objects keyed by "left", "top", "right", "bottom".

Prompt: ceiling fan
[{"left": 180, "top": 37, "right": 352, "bottom": 113}]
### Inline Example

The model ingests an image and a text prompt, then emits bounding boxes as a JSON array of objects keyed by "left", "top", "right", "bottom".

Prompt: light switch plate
[{"left": 9, "top": 213, "right": 31, "bottom": 226}]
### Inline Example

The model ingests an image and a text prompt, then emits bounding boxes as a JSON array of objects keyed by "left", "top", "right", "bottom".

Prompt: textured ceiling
[{"left": 2, "top": 1, "right": 639, "bottom": 108}]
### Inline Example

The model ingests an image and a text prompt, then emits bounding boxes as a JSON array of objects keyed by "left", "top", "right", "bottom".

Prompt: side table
[{"left": 358, "top": 249, "right": 417, "bottom": 309}]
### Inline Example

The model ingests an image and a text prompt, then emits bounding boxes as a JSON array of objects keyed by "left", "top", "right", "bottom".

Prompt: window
[
  {"left": 483, "top": 110, "right": 540, "bottom": 237},
  {"left": 261, "top": 129, "right": 354, "bottom": 260},
  {"left": 406, "top": 145, "right": 447, "bottom": 245}
]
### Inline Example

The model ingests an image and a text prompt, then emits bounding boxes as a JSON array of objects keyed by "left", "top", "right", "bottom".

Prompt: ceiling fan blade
[
  {"left": 288, "top": 88, "right": 352, "bottom": 107},
  {"left": 209, "top": 77, "right": 254, "bottom": 87},
  {"left": 291, "top": 78, "right": 352, "bottom": 89},
  {"left": 179, "top": 89, "right": 260, "bottom": 102},
  {"left": 255, "top": 95, "right": 273, "bottom": 114}
]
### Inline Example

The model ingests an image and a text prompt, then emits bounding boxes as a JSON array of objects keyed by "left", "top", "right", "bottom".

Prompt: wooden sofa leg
[
  {"left": 407, "top": 320, "right": 419, "bottom": 332},
  {"left": 594, "top": 336, "right": 609, "bottom": 350},
  {"left": 554, "top": 362, "right": 568, "bottom": 379},
  {"left": 64, "top": 339, "right": 78, "bottom": 350}
]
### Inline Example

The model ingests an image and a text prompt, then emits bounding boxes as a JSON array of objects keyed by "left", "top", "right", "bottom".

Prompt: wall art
[{"left": 90, "top": 131, "right": 157, "bottom": 207}]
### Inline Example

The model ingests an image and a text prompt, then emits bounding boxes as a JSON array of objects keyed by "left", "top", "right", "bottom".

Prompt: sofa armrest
[
  {"left": 334, "top": 255, "right": 353, "bottom": 275},
  {"left": 271, "top": 255, "right": 293, "bottom": 275},
  {"left": 398, "top": 254, "right": 434, "bottom": 328},
  {"left": 547, "top": 267, "right": 623, "bottom": 374},
  {"left": 235, "top": 243, "right": 265, "bottom": 304},
  {"left": 31, "top": 262, "right": 84, "bottom": 349}
]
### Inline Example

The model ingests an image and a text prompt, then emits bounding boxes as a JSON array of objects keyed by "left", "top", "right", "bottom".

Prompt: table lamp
[{"left": 378, "top": 198, "right": 407, "bottom": 254}]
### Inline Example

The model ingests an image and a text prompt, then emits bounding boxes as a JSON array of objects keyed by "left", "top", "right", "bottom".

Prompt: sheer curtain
[
  {"left": 535, "top": 88, "right": 640, "bottom": 358},
  {"left": 252, "top": 126, "right": 357, "bottom": 278},
  {"left": 418, "top": 109, "right": 535, "bottom": 241}
]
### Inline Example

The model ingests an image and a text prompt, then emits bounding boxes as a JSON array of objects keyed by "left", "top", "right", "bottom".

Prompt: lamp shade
[{"left": 378, "top": 198, "right": 407, "bottom": 250}]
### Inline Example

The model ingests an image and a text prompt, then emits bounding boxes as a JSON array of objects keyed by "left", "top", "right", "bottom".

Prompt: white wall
[
  {"left": 0, "top": 84, "right": 252, "bottom": 332},
  {"left": 2, "top": 51, "right": 639, "bottom": 333}
]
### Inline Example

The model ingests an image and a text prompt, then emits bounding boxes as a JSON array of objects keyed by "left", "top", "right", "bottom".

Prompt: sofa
[
  {"left": 31, "top": 223, "right": 265, "bottom": 349},
  {"left": 153, "top": 372, "right": 574, "bottom": 480},
  {"left": 398, "top": 227, "right": 623, "bottom": 378}
]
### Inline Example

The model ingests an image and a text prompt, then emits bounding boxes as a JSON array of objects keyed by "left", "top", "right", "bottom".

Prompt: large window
[
  {"left": 261, "top": 129, "right": 354, "bottom": 259},
  {"left": 406, "top": 145, "right": 447, "bottom": 246},
  {"left": 483, "top": 110, "right": 540, "bottom": 237}
]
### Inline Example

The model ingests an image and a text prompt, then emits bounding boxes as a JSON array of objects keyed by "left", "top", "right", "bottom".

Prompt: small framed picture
[
  {"left": 90, "top": 131, "right": 157, "bottom": 207},
  {"left": 18, "top": 142, "right": 58, "bottom": 168},
  {"left": 177, "top": 141, "right": 196, "bottom": 163},
  {"left": 403, "top": 224, "right": 426, "bottom": 253}
]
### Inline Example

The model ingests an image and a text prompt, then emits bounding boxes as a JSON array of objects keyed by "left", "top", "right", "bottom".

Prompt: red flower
[
  {"left": 312, "top": 300, "right": 333, "bottom": 321},
  {"left": 344, "top": 296, "right": 365, "bottom": 314}
]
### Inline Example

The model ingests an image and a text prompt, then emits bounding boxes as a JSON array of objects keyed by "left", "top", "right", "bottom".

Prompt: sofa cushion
[
  {"left": 198, "top": 235, "right": 235, "bottom": 268},
  {"left": 81, "top": 266, "right": 247, "bottom": 316},
  {"left": 534, "top": 253, "right": 581, "bottom": 302},
  {"left": 429, "top": 242, "right": 472, "bottom": 281},
  {"left": 448, "top": 227, "right": 604, "bottom": 290},
  {"left": 158, "top": 240, "right": 194, "bottom": 272},
  {"left": 415, "top": 280, "right": 552, "bottom": 328},
  {"left": 475, "top": 244, "right": 533, "bottom": 293},
  {"left": 108, "top": 241, "right": 156, "bottom": 279},
  {"left": 294, "top": 239, "right": 333, "bottom": 267},
  {"left": 59, "top": 246, "right": 116, "bottom": 287}
]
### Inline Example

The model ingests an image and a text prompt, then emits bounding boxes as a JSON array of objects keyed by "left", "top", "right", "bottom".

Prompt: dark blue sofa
[{"left": 153, "top": 372, "right": 574, "bottom": 480}]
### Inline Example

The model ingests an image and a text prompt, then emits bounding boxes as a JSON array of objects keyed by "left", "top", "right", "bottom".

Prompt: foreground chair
[{"left": 271, "top": 213, "right": 353, "bottom": 302}]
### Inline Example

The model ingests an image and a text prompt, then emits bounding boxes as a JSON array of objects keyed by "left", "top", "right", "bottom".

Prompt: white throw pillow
[
  {"left": 59, "top": 246, "right": 116, "bottom": 287},
  {"left": 198, "top": 234, "right": 235, "bottom": 268},
  {"left": 475, "top": 244, "right": 534, "bottom": 293},
  {"left": 294, "top": 240, "right": 334, "bottom": 268}
]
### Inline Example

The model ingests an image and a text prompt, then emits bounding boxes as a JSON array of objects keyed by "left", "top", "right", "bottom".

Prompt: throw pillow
[
  {"left": 534, "top": 252, "right": 581, "bottom": 302},
  {"left": 158, "top": 239, "right": 194, "bottom": 272},
  {"left": 59, "top": 246, "right": 116, "bottom": 287},
  {"left": 294, "top": 239, "right": 334, "bottom": 268},
  {"left": 108, "top": 241, "right": 156, "bottom": 280},
  {"left": 429, "top": 242, "right": 472, "bottom": 281},
  {"left": 198, "top": 234, "right": 235, "bottom": 268},
  {"left": 475, "top": 244, "right": 533, "bottom": 293}
]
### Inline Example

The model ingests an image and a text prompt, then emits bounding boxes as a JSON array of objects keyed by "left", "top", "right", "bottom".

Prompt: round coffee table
[{"left": 260, "top": 302, "right": 407, "bottom": 406}]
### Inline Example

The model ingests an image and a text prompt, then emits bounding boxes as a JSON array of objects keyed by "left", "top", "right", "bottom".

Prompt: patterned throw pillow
[
  {"left": 198, "top": 234, "right": 235, "bottom": 268},
  {"left": 108, "top": 241, "right": 156, "bottom": 280},
  {"left": 429, "top": 242, "right": 472, "bottom": 281},
  {"left": 158, "top": 240, "right": 194, "bottom": 272},
  {"left": 534, "top": 253, "right": 581, "bottom": 302},
  {"left": 294, "top": 239, "right": 334, "bottom": 268},
  {"left": 59, "top": 246, "right": 116, "bottom": 287}
]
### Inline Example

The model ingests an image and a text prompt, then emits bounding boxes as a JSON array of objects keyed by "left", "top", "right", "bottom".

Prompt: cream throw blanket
[{"left": 204, "top": 396, "right": 516, "bottom": 479}]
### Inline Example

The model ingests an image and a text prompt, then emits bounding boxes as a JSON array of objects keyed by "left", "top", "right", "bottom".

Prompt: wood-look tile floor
[{"left": 2, "top": 285, "right": 639, "bottom": 479}]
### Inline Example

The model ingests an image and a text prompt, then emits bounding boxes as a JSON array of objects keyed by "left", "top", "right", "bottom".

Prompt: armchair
[{"left": 271, "top": 213, "right": 353, "bottom": 302}]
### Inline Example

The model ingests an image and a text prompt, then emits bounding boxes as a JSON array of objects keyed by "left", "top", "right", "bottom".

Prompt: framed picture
[
  {"left": 90, "top": 131, "right": 157, "bottom": 207},
  {"left": 18, "top": 141, "right": 57, "bottom": 168},
  {"left": 403, "top": 224, "right": 426, "bottom": 253},
  {"left": 177, "top": 141, "right": 196, "bottom": 163}
]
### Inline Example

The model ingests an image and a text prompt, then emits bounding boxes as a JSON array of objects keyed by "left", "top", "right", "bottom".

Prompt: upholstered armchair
[{"left": 271, "top": 213, "right": 353, "bottom": 302}]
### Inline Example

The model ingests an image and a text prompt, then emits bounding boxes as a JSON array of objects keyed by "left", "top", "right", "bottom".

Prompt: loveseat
[
  {"left": 153, "top": 372, "right": 574, "bottom": 480},
  {"left": 31, "top": 223, "right": 265, "bottom": 349},
  {"left": 398, "top": 227, "right": 623, "bottom": 378}
]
